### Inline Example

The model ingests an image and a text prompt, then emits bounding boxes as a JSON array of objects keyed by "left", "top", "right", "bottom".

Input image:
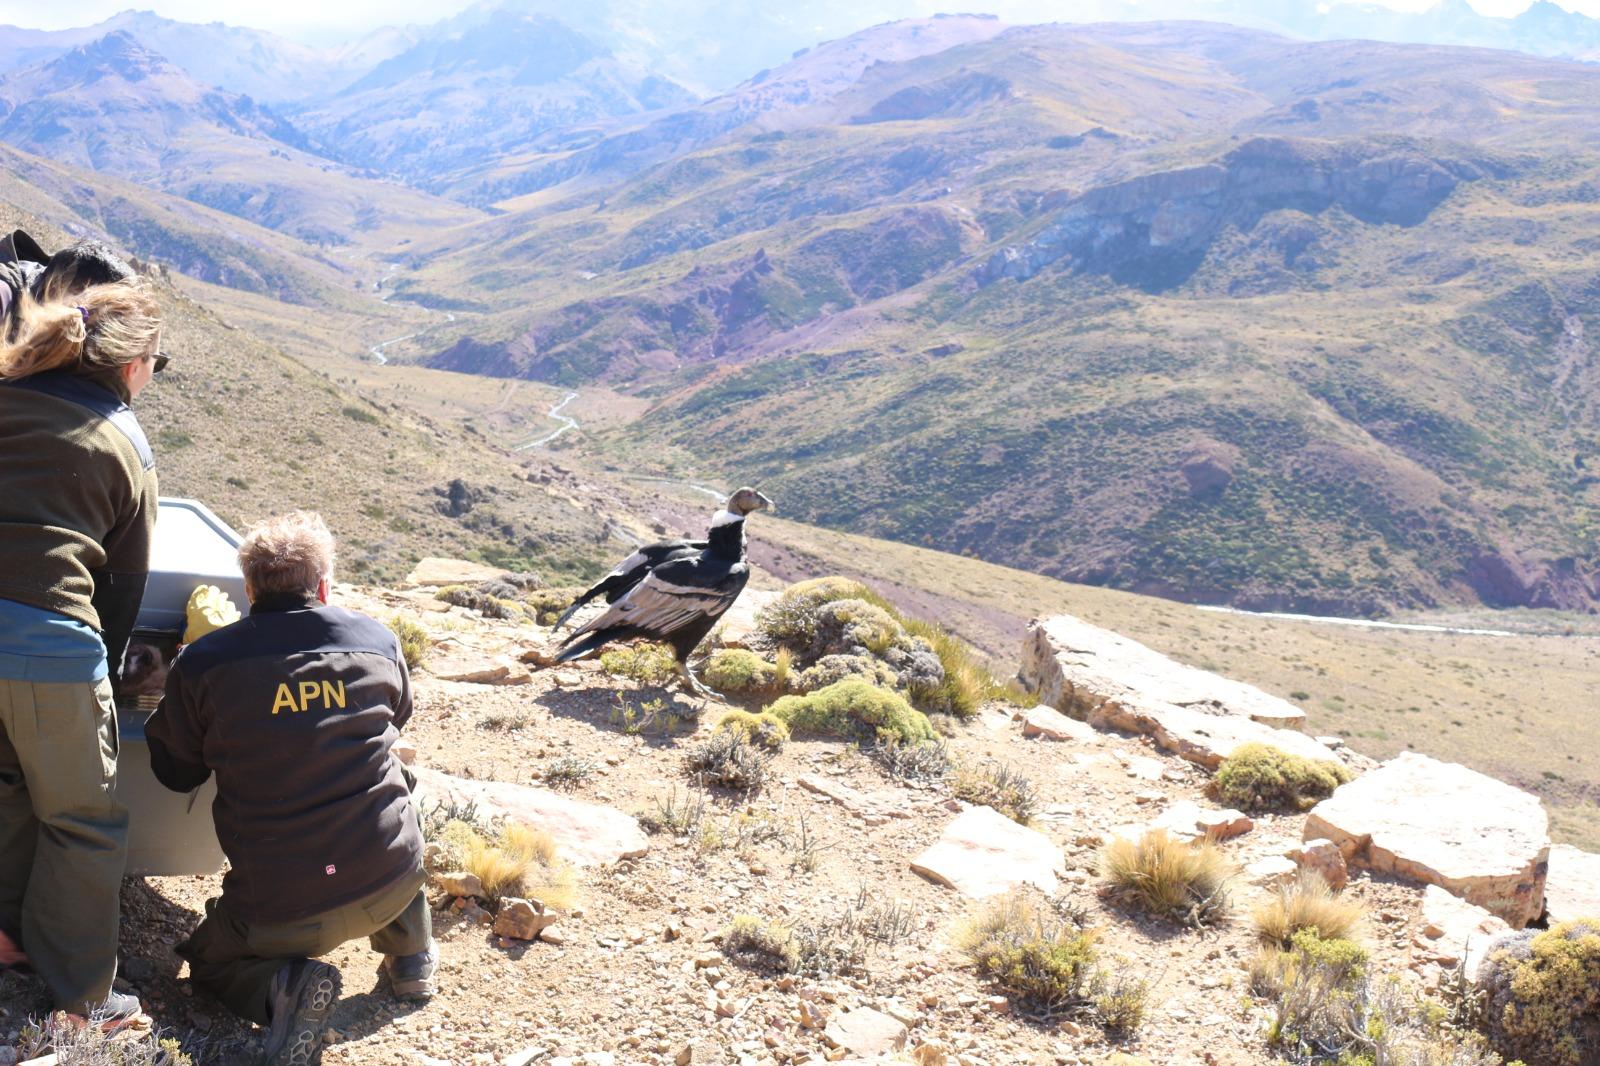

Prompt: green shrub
[
  {"left": 387, "top": 614, "right": 430, "bottom": 670},
  {"left": 600, "top": 642, "right": 679, "bottom": 685},
  {"left": 716, "top": 709, "right": 790, "bottom": 749},
  {"left": 955, "top": 893, "right": 1099, "bottom": 1012},
  {"left": 795, "top": 653, "right": 899, "bottom": 692},
  {"left": 436, "top": 583, "right": 523, "bottom": 620},
  {"left": 524, "top": 587, "right": 580, "bottom": 626},
  {"left": 18, "top": 1016, "right": 194, "bottom": 1065},
  {"left": 950, "top": 760, "right": 1038, "bottom": 824},
  {"left": 756, "top": 576, "right": 883, "bottom": 645},
  {"left": 767, "top": 678, "right": 934, "bottom": 745},
  {"left": 1099, "top": 829, "right": 1233, "bottom": 926},
  {"left": 1478, "top": 919, "right": 1600, "bottom": 1066},
  {"left": 1213, "top": 742, "right": 1354, "bottom": 812},
  {"left": 541, "top": 755, "right": 595, "bottom": 791},
  {"left": 703, "top": 648, "right": 780, "bottom": 694},
  {"left": 1256, "top": 929, "right": 1369, "bottom": 1056}
]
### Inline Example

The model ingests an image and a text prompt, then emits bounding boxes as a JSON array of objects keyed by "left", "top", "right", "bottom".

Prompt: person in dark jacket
[
  {"left": 145, "top": 511, "right": 435, "bottom": 1066},
  {"left": 0, "top": 274, "right": 163, "bottom": 1026}
]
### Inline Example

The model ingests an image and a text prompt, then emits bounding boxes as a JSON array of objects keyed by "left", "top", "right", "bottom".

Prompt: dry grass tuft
[
  {"left": 1099, "top": 829, "right": 1234, "bottom": 927},
  {"left": 1254, "top": 870, "right": 1365, "bottom": 948},
  {"left": 949, "top": 760, "right": 1038, "bottom": 824},
  {"left": 460, "top": 822, "right": 576, "bottom": 909}
]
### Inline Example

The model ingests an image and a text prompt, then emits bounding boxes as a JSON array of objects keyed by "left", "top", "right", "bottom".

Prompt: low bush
[
  {"left": 722, "top": 893, "right": 905, "bottom": 977},
  {"left": 435, "top": 583, "right": 523, "bottom": 620},
  {"left": 715, "top": 709, "right": 790, "bottom": 749},
  {"left": 524, "top": 587, "right": 579, "bottom": 626},
  {"left": 600, "top": 642, "right": 679, "bottom": 685},
  {"left": 954, "top": 891, "right": 1148, "bottom": 1031},
  {"left": 1099, "top": 829, "right": 1233, "bottom": 927},
  {"left": 703, "top": 648, "right": 781, "bottom": 695},
  {"left": 767, "top": 678, "right": 935, "bottom": 745},
  {"left": 684, "top": 730, "right": 772, "bottom": 792},
  {"left": 872, "top": 737, "right": 951, "bottom": 782},
  {"left": 1212, "top": 742, "right": 1353, "bottom": 812},
  {"left": 541, "top": 755, "right": 596, "bottom": 790},
  {"left": 723, "top": 914, "right": 802, "bottom": 972},
  {"left": 1477, "top": 918, "right": 1600, "bottom": 1066},
  {"left": 387, "top": 615, "right": 430, "bottom": 670},
  {"left": 950, "top": 760, "right": 1038, "bottom": 824},
  {"left": 1254, "top": 870, "right": 1365, "bottom": 948},
  {"left": 19, "top": 1016, "right": 193, "bottom": 1065}
]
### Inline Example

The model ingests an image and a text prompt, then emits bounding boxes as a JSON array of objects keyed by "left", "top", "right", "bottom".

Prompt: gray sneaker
[
  {"left": 381, "top": 948, "right": 437, "bottom": 1001},
  {"left": 262, "top": 960, "right": 340, "bottom": 1066}
]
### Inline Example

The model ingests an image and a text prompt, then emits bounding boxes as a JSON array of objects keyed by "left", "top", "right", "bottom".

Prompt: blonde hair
[
  {"left": 0, "top": 281, "right": 161, "bottom": 382},
  {"left": 238, "top": 511, "right": 337, "bottom": 599}
]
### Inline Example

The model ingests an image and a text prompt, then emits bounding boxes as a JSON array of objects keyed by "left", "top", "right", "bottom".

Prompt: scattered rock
[
  {"left": 1285, "top": 838, "right": 1348, "bottom": 891},
  {"left": 1152, "top": 800, "right": 1252, "bottom": 841},
  {"left": 433, "top": 871, "right": 484, "bottom": 898},
  {"left": 1543, "top": 843, "right": 1600, "bottom": 925},
  {"left": 412, "top": 767, "right": 650, "bottom": 867},
  {"left": 493, "top": 897, "right": 558, "bottom": 941},
  {"left": 1020, "top": 704, "right": 1097, "bottom": 742},
  {"left": 799, "top": 774, "right": 914, "bottom": 824},
  {"left": 910, "top": 805, "right": 1062, "bottom": 898},
  {"left": 1416, "top": 885, "right": 1511, "bottom": 980},
  {"left": 1245, "top": 855, "right": 1300, "bottom": 887},
  {"left": 426, "top": 650, "right": 529, "bottom": 685},
  {"left": 823, "top": 1006, "right": 909, "bottom": 1057},
  {"left": 392, "top": 736, "right": 418, "bottom": 765},
  {"left": 1304, "top": 752, "right": 1550, "bottom": 926},
  {"left": 1020, "top": 615, "right": 1307, "bottom": 729},
  {"left": 1096, "top": 697, "right": 1343, "bottom": 770},
  {"left": 403, "top": 557, "right": 511, "bottom": 588}
]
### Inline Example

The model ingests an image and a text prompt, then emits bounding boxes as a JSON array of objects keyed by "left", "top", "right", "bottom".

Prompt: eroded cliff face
[{"left": 979, "top": 137, "right": 1504, "bottom": 291}]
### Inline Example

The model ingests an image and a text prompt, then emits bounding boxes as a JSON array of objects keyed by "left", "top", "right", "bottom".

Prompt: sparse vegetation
[
  {"left": 872, "top": 736, "right": 952, "bottom": 782},
  {"left": 767, "top": 677, "right": 935, "bottom": 745},
  {"left": 457, "top": 822, "right": 577, "bottom": 909},
  {"left": 600, "top": 642, "right": 679, "bottom": 685},
  {"left": 387, "top": 614, "right": 430, "bottom": 670},
  {"left": 1476, "top": 919, "right": 1600, "bottom": 1066},
  {"left": 683, "top": 730, "right": 772, "bottom": 792},
  {"left": 636, "top": 785, "right": 707, "bottom": 837},
  {"left": 524, "top": 587, "right": 579, "bottom": 626},
  {"left": 18, "top": 1016, "right": 193, "bottom": 1065},
  {"left": 715, "top": 709, "right": 790, "bottom": 749},
  {"left": 1254, "top": 871, "right": 1365, "bottom": 948},
  {"left": 723, "top": 888, "right": 916, "bottom": 977},
  {"left": 950, "top": 760, "right": 1038, "bottom": 824},
  {"left": 609, "top": 692, "right": 700, "bottom": 735},
  {"left": 541, "top": 755, "right": 596, "bottom": 790},
  {"left": 1213, "top": 742, "right": 1354, "bottom": 812},
  {"left": 436, "top": 583, "right": 523, "bottom": 620},
  {"left": 1099, "top": 829, "right": 1233, "bottom": 927}
]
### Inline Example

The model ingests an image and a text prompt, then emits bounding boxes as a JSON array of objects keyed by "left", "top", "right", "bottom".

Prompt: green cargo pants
[
  {"left": 176, "top": 869, "right": 432, "bottom": 1025},
  {"left": 0, "top": 676, "right": 128, "bottom": 1015}
]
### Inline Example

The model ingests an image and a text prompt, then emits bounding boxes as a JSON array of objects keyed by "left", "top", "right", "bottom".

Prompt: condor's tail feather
[{"left": 555, "top": 626, "right": 641, "bottom": 663}]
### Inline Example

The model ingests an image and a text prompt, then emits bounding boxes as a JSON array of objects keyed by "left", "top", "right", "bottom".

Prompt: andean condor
[{"left": 555, "top": 487, "right": 773, "bottom": 697}]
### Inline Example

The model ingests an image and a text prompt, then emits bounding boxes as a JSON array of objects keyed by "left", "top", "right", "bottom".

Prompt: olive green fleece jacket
[{"left": 0, "top": 368, "right": 157, "bottom": 672}]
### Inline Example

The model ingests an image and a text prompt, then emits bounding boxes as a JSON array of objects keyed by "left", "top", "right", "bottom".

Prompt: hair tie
[{"left": 76, "top": 306, "right": 88, "bottom": 324}]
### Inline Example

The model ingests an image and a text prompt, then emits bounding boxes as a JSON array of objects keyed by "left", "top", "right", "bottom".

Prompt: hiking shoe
[
  {"left": 59, "top": 990, "right": 144, "bottom": 1033},
  {"left": 381, "top": 947, "right": 437, "bottom": 1001},
  {"left": 262, "top": 960, "right": 340, "bottom": 1066}
]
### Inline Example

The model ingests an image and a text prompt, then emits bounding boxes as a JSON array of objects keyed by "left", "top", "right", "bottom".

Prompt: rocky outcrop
[
  {"left": 1543, "top": 843, "right": 1600, "bottom": 924},
  {"left": 910, "top": 806, "right": 1061, "bottom": 898},
  {"left": 978, "top": 136, "right": 1493, "bottom": 291},
  {"left": 1304, "top": 753, "right": 1550, "bottom": 926},
  {"left": 1414, "top": 885, "right": 1511, "bottom": 980},
  {"left": 1020, "top": 704, "right": 1097, "bottom": 742},
  {"left": 403, "top": 557, "right": 513, "bottom": 588},
  {"left": 412, "top": 767, "right": 649, "bottom": 868}
]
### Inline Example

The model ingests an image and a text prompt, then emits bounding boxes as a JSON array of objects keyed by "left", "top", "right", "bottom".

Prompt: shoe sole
[
  {"left": 388, "top": 976, "right": 437, "bottom": 1001},
  {"left": 264, "top": 964, "right": 341, "bottom": 1066}
]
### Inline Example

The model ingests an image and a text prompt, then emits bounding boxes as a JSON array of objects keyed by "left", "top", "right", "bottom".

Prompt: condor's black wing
[{"left": 554, "top": 538, "right": 706, "bottom": 629}]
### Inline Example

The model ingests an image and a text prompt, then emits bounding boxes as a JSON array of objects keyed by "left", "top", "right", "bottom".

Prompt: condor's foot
[{"left": 677, "top": 660, "right": 725, "bottom": 703}]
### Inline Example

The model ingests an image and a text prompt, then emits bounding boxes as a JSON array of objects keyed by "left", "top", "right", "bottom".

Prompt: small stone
[
  {"left": 492, "top": 897, "right": 558, "bottom": 941},
  {"left": 823, "top": 1007, "right": 909, "bottom": 1057},
  {"left": 1246, "top": 856, "right": 1299, "bottom": 887},
  {"left": 1021, "top": 705, "right": 1096, "bottom": 742},
  {"left": 1285, "top": 838, "right": 1349, "bottom": 891},
  {"left": 539, "top": 925, "right": 566, "bottom": 945},
  {"left": 433, "top": 871, "right": 485, "bottom": 898},
  {"left": 392, "top": 737, "right": 419, "bottom": 765}
]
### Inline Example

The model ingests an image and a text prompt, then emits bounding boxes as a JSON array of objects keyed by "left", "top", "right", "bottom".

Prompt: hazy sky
[{"left": 3, "top": 0, "right": 1599, "bottom": 44}]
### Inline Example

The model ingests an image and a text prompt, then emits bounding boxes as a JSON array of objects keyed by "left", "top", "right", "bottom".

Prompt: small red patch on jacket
[{"left": 325, "top": 864, "right": 337, "bottom": 876}]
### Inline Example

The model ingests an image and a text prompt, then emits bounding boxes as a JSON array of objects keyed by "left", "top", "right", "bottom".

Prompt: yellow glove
[{"left": 184, "top": 584, "right": 240, "bottom": 644}]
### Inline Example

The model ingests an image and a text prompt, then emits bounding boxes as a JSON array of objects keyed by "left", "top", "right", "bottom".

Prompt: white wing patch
[
  {"left": 577, "top": 571, "right": 735, "bottom": 638},
  {"left": 607, "top": 550, "right": 649, "bottom": 578}
]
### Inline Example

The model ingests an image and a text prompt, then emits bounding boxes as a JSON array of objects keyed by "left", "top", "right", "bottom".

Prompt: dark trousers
[
  {"left": 176, "top": 869, "right": 432, "bottom": 1025},
  {"left": 0, "top": 676, "right": 128, "bottom": 1014}
]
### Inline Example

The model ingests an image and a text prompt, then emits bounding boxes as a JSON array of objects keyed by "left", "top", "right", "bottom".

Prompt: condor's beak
[{"left": 756, "top": 492, "right": 774, "bottom": 513}]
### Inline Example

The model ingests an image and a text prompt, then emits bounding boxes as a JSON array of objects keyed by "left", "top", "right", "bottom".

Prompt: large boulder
[
  {"left": 1544, "top": 844, "right": 1600, "bottom": 925},
  {"left": 910, "top": 806, "right": 1061, "bottom": 898},
  {"left": 412, "top": 767, "right": 649, "bottom": 867},
  {"left": 1021, "top": 615, "right": 1306, "bottom": 730},
  {"left": 1304, "top": 752, "right": 1549, "bottom": 926},
  {"left": 402, "top": 557, "right": 512, "bottom": 588}
]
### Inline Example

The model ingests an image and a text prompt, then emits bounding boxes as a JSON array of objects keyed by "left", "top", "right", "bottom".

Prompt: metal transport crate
[{"left": 114, "top": 497, "right": 242, "bottom": 877}]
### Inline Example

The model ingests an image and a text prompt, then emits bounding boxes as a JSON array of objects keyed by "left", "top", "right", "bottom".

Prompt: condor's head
[{"left": 727, "top": 487, "right": 773, "bottom": 516}]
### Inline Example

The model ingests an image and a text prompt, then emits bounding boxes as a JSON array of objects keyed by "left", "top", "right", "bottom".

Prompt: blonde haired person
[
  {"left": 146, "top": 512, "right": 433, "bottom": 1066},
  {"left": 0, "top": 278, "right": 165, "bottom": 1027}
]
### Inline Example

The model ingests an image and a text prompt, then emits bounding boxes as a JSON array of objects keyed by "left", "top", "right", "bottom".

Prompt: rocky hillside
[
  {"left": 401, "top": 21, "right": 1600, "bottom": 615},
  {"left": 3, "top": 565, "right": 1592, "bottom": 1065}
]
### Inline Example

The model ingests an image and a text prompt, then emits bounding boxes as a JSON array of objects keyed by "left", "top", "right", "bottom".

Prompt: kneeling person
[{"left": 146, "top": 511, "right": 434, "bottom": 1066}]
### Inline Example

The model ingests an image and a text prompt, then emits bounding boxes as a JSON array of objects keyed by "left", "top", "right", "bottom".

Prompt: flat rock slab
[
  {"left": 426, "top": 650, "right": 530, "bottom": 685},
  {"left": 823, "top": 1007, "right": 909, "bottom": 1057},
  {"left": 1021, "top": 704, "right": 1097, "bottom": 742},
  {"left": 798, "top": 774, "right": 913, "bottom": 826},
  {"left": 1152, "top": 800, "right": 1253, "bottom": 841},
  {"left": 1415, "top": 884, "right": 1510, "bottom": 981},
  {"left": 1304, "top": 752, "right": 1549, "bottom": 927},
  {"left": 412, "top": 767, "right": 648, "bottom": 867},
  {"left": 1021, "top": 615, "right": 1306, "bottom": 730},
  {"left": 1094, "top": 697, "right": 1342, "bottom": 771},
  {"left": 910, "top": 805, "right": 1061, "bottom": 898},
  {"left": 1544, "top": 844, "right": 1600, "bottom": 925},
  {"left": 713, "top": 588, "right": 780, "bottom": 649},
  {"left": 402, "top": 557, "right": 511, "bottom": 588}
]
